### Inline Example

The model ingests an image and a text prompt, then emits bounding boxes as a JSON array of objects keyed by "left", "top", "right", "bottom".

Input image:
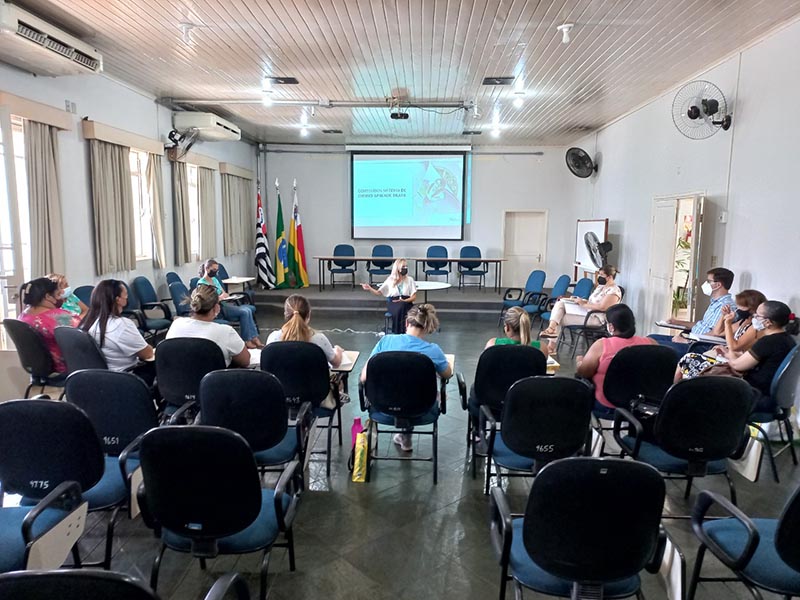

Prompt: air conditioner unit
[
  {"left": 0, "top": 1, "right": 103, "bottom": 76},
  {"left": 172, "top": 112, "right": 242, "bottom": 142}
]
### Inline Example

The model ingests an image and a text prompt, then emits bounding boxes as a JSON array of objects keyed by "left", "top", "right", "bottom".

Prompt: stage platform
[{"left": 253, "top": 285, "right": 506, "bottom": 322}]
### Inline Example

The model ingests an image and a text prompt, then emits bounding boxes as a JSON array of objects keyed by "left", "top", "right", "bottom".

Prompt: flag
[
  {"left": 274, "top": 179, "right": 290, "bottom": 289},
  {"left": 254, "top": 186, "right": 275, "bottom": 289},
  {"left": 288, "top": 179, "right": 309, "bottom": 288}
]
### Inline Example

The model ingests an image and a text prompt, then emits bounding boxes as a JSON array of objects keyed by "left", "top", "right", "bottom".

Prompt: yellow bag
[{"left": 351, "top": 431, "right": 368, "bottom": 483}]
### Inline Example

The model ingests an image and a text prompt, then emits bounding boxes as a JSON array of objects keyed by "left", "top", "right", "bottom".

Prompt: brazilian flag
[{"left": 274, "top": 190, "right": 290, "bottom": 288}]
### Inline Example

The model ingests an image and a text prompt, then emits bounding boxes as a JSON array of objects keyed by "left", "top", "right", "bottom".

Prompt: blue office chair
[
  {"left": 458, "top": 246, "right": 488, "bottom": 290},
  {"left": 73, "top": 285, "right": 94, "bottom": 306},
  {"left": 165, "top": 272, "right": 183, "bottom": 286},
  {"left": 535, "top": 274, "right": 571, "bottom": 328},
  {"left": 571, "top": 277, "right": 594, "bottom": 299},
  {"left": 328, "top": 244, "right": 357, "bottom": 288},
  {"left": 367, "top": 244, "right": 394, "bottom": 285},
  {"left": 424, "top": 245, "right": 449, "bottom": 282},
  {"left": 189, "top": 277, "right": 199, "bottom": 291},
  {"left": 54, "top": 327, "right": 109, "bottom": 375},
  {"left": 155, "top": 338, "right": 226, "bottom": 420},
  {"left": 125, "top": 279, "right": 171, "bottom": 338},
  {"left": 168, "top": 281, "right": 191, "bottom": 318},
  {"left": 500, "top": 270, "right": 546, "bottom": 324}
]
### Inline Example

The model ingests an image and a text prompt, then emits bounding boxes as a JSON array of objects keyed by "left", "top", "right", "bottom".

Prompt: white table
[
  {"left": 222, "top": 276, "right": 255, "bottom": 293},
  {"left": 416, "top": 281, "right": 451, "bottom": 303}
]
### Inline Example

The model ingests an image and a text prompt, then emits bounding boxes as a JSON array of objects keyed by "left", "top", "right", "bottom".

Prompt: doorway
[
  {"left": 645, "top": 195, "right": 705, "bottom": 333},
  {"left": 502, "top": 210, "right": 548, "bottom": 287}
]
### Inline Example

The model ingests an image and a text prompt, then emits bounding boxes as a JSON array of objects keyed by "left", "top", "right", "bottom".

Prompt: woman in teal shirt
[{"left": 197, "top": 259, "right": 263, "bottom": 348}]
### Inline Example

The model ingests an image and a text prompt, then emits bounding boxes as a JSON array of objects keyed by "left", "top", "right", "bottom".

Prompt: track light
[
  {"left": 472, "top": 102, "right": 481, "bottom": 119},
  {"left": 556, "top": 23, "right": 574, "bottom": 44}
]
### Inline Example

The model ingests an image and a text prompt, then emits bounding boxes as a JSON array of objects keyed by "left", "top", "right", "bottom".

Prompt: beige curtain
[
  {"left": 88, "top": 139, "right": 135, "bottom": 274},
  {"left": 146, "top": 154, "right": 167, "bottom": 268},
  {"left": 222, "top": 174, "right": 253, "bottom": 255},
  {"left": 172, "top": 161, "right": 191, "bottom": 265},
  {"left": 198, "top": 166, "right": 216, "bottom": 258},
  {"left": 24, "top": 120, "right": 65, "bottom": 275}
]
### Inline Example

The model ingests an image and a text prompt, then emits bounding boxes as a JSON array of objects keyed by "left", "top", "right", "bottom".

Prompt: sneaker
[
  {"left": 393, "top": 433, "right": 413, "bottom": 452},
  {"left": 473, "top": 434, "right": 489, "bottom": 457}
]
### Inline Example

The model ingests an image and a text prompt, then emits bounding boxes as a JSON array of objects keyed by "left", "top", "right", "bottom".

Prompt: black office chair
[
  {"left": 168, "top": 281, "right": 191, "bottom": 317},
  {"left": 328, "top": 244, "right": 357, "bottom": 288},
  {"left": 458, "top": 345, "right": 547, "bottom": 477},
  {"left": 138, "top": 426, "right": 301, "bottom": 600},
  {"left": 2, "top": 318, "right": 66, "bottom": 398},
  {"left": 0, "top": 399, "right": 129, "bottom": 570},
  {"left": 367, "top": 244, "right": 393, "bottom": 285},
  {"left": 73, "top": 285, "right": 94, "bottom": 306},
  {"left": 558, "top": 287, "right": 627, "bottom": 358},
  {"left": 54, "top": 326, "right": 109, "bottom": 374},
  {"left": 490, "top": 457, "right": 667, "bottom": 600},
  {"left": 261, "top": 342, "right": 338, "bottom": 476},
  {"left": 484, "top": 376, "right": 594, "bottom": 494},
  {"left": 199, "top": 369, "right": 312, "bottom": 483},
  {"left": 0, "top": 570, "right": 250, "bottom": 600},
  {"left": 359, "top": 351, "right": 446, "bottom": 484},
  {"left": 165, "top": 271, "right": 183, "bottom": 286},
  {"left": 156, "top": 338, "right": 226, "bottom": 420},
  {"left": 614, "top": 376, "right": 754, "bottom": 510}
]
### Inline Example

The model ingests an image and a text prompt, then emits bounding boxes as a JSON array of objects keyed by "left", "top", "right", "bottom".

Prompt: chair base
[{"left": 365, "top": 420, "right": 438, "bottom": 484}]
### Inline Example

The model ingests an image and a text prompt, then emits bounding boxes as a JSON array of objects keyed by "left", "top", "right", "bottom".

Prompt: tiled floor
[{"left": 73, "top": 315, "right": 800, "bottom": 599}]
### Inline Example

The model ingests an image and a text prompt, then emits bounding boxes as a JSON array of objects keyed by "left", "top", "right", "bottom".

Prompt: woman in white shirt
[
  {"left": 362, "top": 258, "right": 418, "bottom": 333},
  {"left": 166, "top": 286, "right": 251, "bottom": 368},
  {"left": 266, "top": 294, "right": 343, "bottom": 367},
  {"left": 79, "top": 279, "right": 156, "bottom": 385}
]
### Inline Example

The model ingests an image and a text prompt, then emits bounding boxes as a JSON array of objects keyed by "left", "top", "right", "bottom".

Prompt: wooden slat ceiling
[{"left": 10, "top": 0, "right": 800, "bottom": 145}]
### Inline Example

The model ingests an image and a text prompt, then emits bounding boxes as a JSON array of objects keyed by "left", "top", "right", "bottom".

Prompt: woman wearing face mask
[
  {"left": 676, "top": 289, "right": 767, "bottom": 380},
  {"left": 17, "top": 277, "right": 80, "bottom": 373},
  {"left": 197, "top": 258, "right": 263, "bottom": 349},
  {"left": 361, "top": 258, "right": 417, "bottom": 334},
  {"left": 47, "top": 273, "right": 88, "bottom": 319}
]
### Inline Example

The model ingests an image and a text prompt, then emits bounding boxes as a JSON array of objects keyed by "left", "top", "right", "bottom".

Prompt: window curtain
[
  {"left": 146, "top": 153, "right": 167, "bottom": 268},
  {"left": 24, "top": 120, "right": 64, "bottom": 275},
  {"left": 88, "top": 139, "right": 135, "bottom": 274},
  {"left": 198, "top": 166, "right": 216, "bottom": 258},
  {"left": 172, "top": 161, "right": 191, "bottom": 265},
  {"left": 222, "top": 173, "right": 253, "bottom": 255},
  {"left": 239, "top": 177, "right": 253, "bottom": 254}
]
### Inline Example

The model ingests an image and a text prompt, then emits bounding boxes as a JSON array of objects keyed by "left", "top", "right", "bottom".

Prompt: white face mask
[
  {"left": 701, "top": 281, "right": 714, "bottom": 296},
  {"left": 752, "top": 317, "right": 767, "bottom": 331},
  {"left": 61, "top": 286, "right": 72, "bottom": 299}
]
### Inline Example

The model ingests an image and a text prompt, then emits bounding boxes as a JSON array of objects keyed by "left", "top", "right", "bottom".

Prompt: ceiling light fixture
[
  {"left": 300, "top": 111, "right": 308, "bottom": 126},
  {"left": 471, "top": 101, "right": 481, "bottom": 119},
  {"left": 261, "top": 93, "right": 273, "bottom": 107},
  {"left": 491, "top": 128, "right": 501, "bottom": 138},
  {"left": 556, "top": 23, "right": 574, "bottom": 44},
  {"left": 513, "top": 91, "right": 525, "bottom": 109},
  {"left": 178, "top": 22, "right": 196, "bottom": 45},
  {"left": 300, "top": 128, "right": 309, "bottom": 137}
]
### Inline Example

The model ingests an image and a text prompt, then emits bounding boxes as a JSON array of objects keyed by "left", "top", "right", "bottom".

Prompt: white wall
[
  {"left": 263, "top": 145, "right": 580, "bottom": 286},
  {"left": 0, "top": 65, "right": 257, "bottom": 297}
]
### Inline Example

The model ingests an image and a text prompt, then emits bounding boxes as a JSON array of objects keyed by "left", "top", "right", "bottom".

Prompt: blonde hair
[
  {"left": 390, "top": 258, "right": 409, "bottom": 285},
  {"left": 188, "top": 285, "right": 218, "bottom": 315},
  {"left": 281, "top": 294, "right": 314, "bottom": 342},
  {"left": 406, "top": 303, "right": 439, "bottom": 334},
  {"left": 503, "top": 307, "right": 531, "bottom": 346},
  {"left": 47, "top": 273, "right": 67, "bottom": 288}
]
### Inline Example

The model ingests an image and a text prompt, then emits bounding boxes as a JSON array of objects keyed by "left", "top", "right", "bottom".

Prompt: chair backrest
[
  {"left": 365, "top": 351, "right": 438, "bottom": 418},
  {"left": 474, "top": 345, "right": 547, "bottom": 412},
  {"left": 776, "top": 481, "right": 800, "bottom": 571},
  {"left": 120, "top": 281, "right": 139, "bottom": 311},
  {"left": 332, "top": 244, "right": 355, "bottom": 268},
  {"left": 771, "top": 344, "right": 800, "bottom": 409},
  {"left": 572, "top": 277, "right": 594, "bottom": 299},
  {"left": 0, "top": 570, "right": 160, "bottom": 600},
  {"left": 189, "top": 277, "right": 199, "bottom": 291},
  {"left": 524, "top": 270, "right": 546, "bottom": 294},
  {"left": 200, "top": 369, "right": 289, "bottom": 453},
  {"left": 156, "top": 338, "right": 226, "bottom": 408},
  {"left": 132, "top": 276, "right": 158, "bottom": 306},
  {"left": 502, "top": 377, "right": 594, "bottom": 464},
  {"left": 0, "top": 399, "right": 104, "bottom": 500},
  {"left": 603, "top": 345, "right": 679, "bottom": 409},
  {"left": 2, "top": 318, "right": 55, "bottom": 378},
  {"left": 73, "top": 285, "right": 94, "bottom": 306},
  {"left": 54, "top": 326, "right": 109, "bottom": 373},
  {"left": 550, "top": 274, "right": 571, "bottom": 298},
  {"left": 459, "top": 245, "right": 482, "bottom": 270},
  {"left": 655, "top": 377, "right": 753, "bottom": 462},
  {"left": 370, "top": 244, "right": 393, "bottom": 269},
  {"left": 524, "top": 457, "right": 665, "bottom": 583},
  {"left": 140, "top": 426, "right": 262, "bottom": 549},
  {"left": 260, "top": 341, "right": 330, "bottom": 410},
  {"left": 426, "top": 245, "right": 448, "bottom": 269},
  {"left": 169, "top": 281, "right": 191, "bottom": 317},
  {"left": 216, "top": 263, "right": 231, "bottom": 281},
  {"left": 165, "top": 271, "right": 182, "bottom": 286},
  {"left": 65, "top": 370, "right": 158, "bottom": 456}
]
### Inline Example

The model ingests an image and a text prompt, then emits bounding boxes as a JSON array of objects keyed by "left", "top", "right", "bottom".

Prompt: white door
[
  {"left": 645, "top": 198, "right": 678, "bottom": 334},
  {"left": 503, "top": 211, "right": 547, "bottom": 287}
]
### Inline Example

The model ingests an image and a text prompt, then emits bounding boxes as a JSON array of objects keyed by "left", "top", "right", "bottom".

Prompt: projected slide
[{"left": 351, "top": 153, "right": 465, "bottom": 239}]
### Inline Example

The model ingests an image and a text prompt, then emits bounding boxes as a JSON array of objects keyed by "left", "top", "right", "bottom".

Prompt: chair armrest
[
  {"left": 583, "top": 309, "right": 607, "bottom": 326},
  {"left": 358, "top": 380, "right": 368, "bottom": 412},
  {"left": 274, "top": 459, "right": 302, "bottom": 531},
  {"left": 21, "top": 481, "right": 83, "bottom": 544},
  {"left": 142, "top": 301, "right": 172, "bottom": 321},
  {"left": 489, "top": 486, "right": 519, "bottom": 568},
  {"left": 522, "top": 291, "right": 547, "bottom": 306},
  {"left": 502, "top": 287, "right": 523, "bottom": 301},
  {"left": 483, "top": 404, "right": 499, "bottom": 455},
  {"left": 692, "top": 490, "right": 759, "bottom": 571},
  {"left": 118, "top": 433, "right": 144, "bottom": 491},
  {"left": 613, "top": 407, "right": 643, "bottom": 458},
  {"left": 439, "top": 377, "right": 448, "bottom": 415},
  {"left": 456, "top": 372, "right": 467, "bottom": 411},
  {"left": 168, "top": 399, "right": 197, "bottom": 424},
  {"left": 645, "top": 526, "right": 668, "bottom": 574},
  {"left": 204, "top": 573, "right": 250, "bottom": 600}
]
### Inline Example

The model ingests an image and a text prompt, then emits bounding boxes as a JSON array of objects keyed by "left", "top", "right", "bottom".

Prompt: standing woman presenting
[{"left": 362, "top": 258, "right": 417, "bottom": 333}]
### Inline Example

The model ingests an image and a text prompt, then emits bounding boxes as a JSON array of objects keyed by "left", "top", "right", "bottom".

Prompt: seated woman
[
  {"left": 48, "top": 273, "right": 88, "bottom": 319},
  {"left": 166, "top": 285, "right": 251, "bottom": 368},
  {"left": 197, "top": 258, "right": 263, "bottom": 349},
  {"left": 676, "top": 289, "right": 767, "bottom": 380},
  {"left": 361, "top": 258, "right": 417, "bottom": 334},
  {"left": 716, "top": 300, "right": 799, "bottom": 413},
  {"left": 360, "top": 304, "right": 452, "bottom": 452},
  {"left": 266, "top": 294, "right": 344, "bottom": 368},
  {"left": 79, "top": 279, "right": 156, "bottom": 385},
  {"left": 575, "top": 304, "right": 657, "bottom": 414},
  {"left": 17, "top": 277, "right": 80, "bottom": 374},
  {"left": 540, "top": 265, "right": 623, "bottom": 348}
]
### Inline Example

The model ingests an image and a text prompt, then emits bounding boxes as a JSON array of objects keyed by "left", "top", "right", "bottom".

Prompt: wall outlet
[
  {"left": 718, "top": 210, "right": 728, "bottom": 224},
  {"left": 710, "top": 255, "right": 719, "bottom": 267}
]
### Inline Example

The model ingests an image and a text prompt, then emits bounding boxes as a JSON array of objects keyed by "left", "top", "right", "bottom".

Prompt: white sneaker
[{"left": 393, "top": 433, "right": 413, "bottom": 452}]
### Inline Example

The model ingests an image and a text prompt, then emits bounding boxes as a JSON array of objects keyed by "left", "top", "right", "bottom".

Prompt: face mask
[
  {"left": 61, "top": 286, "right": 72, "bottom": 299},
  {"left": 208, "top": 270, "right": 218, "bottom": 278},
  {"left": 400, "top": 267, "right": 408, "bottom": 276},
  {"left": 752, "top": 317, "right": 767, "bottom": 331},
  {"left": 701, "top": 281, "right": 714, "bottom": 296},
  {"left": 52, "top": 295, "right": 64, "bottom": 309},
  {"left": 734, "top": 309, "right": 750, "bottom": 322},
  {"left": 597, "top": 276, "right": 607, "bottom": 285}
]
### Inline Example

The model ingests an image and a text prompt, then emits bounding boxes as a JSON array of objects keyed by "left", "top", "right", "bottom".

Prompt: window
[
  {"left": 129, "top": 150, "right": 152, "bottom": 260},
  {"left": 186, "top": 164, "right": 200, "bottom": 259}
]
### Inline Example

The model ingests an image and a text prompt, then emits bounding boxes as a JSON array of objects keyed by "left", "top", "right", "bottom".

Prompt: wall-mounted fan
[
  {"left": 565, "top": 147, "right": 598, "bottom": 178},
  {"left": 166, "top": 128, "right": 200, "bottom": 159},
  {"left": 672, "top": 80, "right": 732, "bottom": 140},
  {"left": 584, "top": 231, "right": 613, "bottom": 268}
]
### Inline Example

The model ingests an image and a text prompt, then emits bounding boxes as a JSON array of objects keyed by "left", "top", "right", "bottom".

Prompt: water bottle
[{"left": 351, "top": 417, "right": 364, "bottom": 448}]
